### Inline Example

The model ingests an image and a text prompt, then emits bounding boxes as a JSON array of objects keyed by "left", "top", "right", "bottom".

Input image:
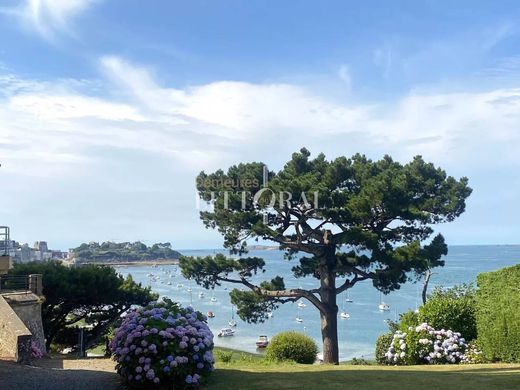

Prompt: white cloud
[
  {"left": 4, "top": 0, "right": 97, "bottom": 39},
  {"left": 2, "top": 57, "right": 520, "bottom": 246},
  {"left": 3, "top": 56, "right": 520, "bottom": 178}
]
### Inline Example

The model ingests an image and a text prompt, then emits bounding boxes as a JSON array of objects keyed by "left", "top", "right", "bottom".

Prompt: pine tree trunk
[
  {"left": 320, "top": 302, "right": 339, "bottom": 364},
  {"left": 422, "top": 269, "right": 433, "bottom": 304},
  {"left": 319, "top": 253, "right": 339, "bottom": 364}
]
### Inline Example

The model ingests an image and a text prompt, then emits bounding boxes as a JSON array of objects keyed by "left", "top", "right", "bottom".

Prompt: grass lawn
[{"left": 208, "top": 350, "right": 520, "bottom": 390}]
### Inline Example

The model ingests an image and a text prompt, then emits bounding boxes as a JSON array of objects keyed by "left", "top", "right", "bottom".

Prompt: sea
[{"left": 114, "top": 245, "right": 520, "bottom": 361}]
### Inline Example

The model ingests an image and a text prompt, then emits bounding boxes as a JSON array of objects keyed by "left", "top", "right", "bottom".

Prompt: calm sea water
[{"left": 115, "top": 245, "right": 520, "bottom": 361}]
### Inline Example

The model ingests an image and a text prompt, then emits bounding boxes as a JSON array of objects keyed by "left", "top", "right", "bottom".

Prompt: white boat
[
  {"left": 340, "top": 292, "right": 350, "bottom": 319},
  {"left": 297, "top": 301, "right": 306, "bottom": 308},
  {"left": 217, "top": 327, "right": 235, "bottom": 337},
  {"left": 186, "top": 287, "right": 192, "bottom": 292},
  {"left": 167, "top": 281, "right": 172, "bottom": 285},
  {"left": 256, "top": 335, "right": 269, "bottom": 348},
  {"left": 229, "top": 306, "right": 237, "bottom": 327},
  {"left": 210, "top": 296, "right": 217, "bottom": 302},
  {"left": 177, "top": 283, "right": 184, "bottom": 289},
  {"left": 198, "top": 292, "right": 205, "bottom": 299},
  {"left": 378, "top": 292, "right": 390, "bottom": 311},
  {"left": 345, "top": 291, "right": 353, "bottom": 303},
  {"left": 295, "top": 304, "right": 303, "bottom": 322}
]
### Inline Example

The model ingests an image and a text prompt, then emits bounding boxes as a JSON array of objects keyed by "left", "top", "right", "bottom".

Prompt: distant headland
[{"left": 69, "top": 241, "right": 182, "bottom": 266}]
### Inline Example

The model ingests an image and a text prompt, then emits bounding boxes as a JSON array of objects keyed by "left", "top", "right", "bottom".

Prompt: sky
[{"left": 1, "top": 0, "right": 520, "bottom": 250}]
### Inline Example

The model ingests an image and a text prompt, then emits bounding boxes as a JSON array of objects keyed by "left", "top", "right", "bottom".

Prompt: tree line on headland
[{"left": 71, "top": 241, "right": 182, "bottom": 264}]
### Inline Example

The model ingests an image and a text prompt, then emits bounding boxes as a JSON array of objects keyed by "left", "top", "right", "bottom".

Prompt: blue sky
[{"left": 1, "top": 1, "right": 520, "bottom": 250}]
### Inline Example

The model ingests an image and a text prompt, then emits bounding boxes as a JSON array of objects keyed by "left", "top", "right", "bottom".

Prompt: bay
[{"left": 115, "top": 245, "right": 520, "bottom": 361}]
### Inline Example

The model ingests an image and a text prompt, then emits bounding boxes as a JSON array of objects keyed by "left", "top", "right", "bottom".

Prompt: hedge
[{"left": 476, "top": 264, "right": 520, "bottom": 362}]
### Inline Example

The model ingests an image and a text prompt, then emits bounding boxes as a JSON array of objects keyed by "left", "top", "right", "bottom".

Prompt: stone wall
[
  {"left": 3, "top": 293, "right": 46, "bottom": 354},
  {"left": 0, "top": 294, "right": 32, "bottom": 362}
]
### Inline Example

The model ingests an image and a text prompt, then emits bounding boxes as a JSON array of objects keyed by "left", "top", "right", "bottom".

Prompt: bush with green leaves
[
  {"left": 375, "top": 333, "right": 394, "bottom": 364},
  {"left": 419, "top": 284, "right": 477, "bottom": 341},
  {"left": 215, "top": 349, "right": 233, "bottom": 363},
  {"left": 476, "top": 264, "right": 520, "bottom": 362},
  {"left": 265, "top": 331, "right": 318, "bottom": 364}
]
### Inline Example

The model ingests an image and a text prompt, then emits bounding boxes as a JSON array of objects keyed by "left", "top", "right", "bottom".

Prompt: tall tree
[
  {"left": 10, "top": 261, "right": 157, "bottom": 350},
  {"left": 180, "top": 149, "right": 472, "bottom": 364}
]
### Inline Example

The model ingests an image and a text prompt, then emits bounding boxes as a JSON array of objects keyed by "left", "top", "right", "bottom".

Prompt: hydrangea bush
[
  {"left": 110, "top": 299, "right": 215, "bottom": 388},
  {"left": 384, "top": 323, "right": 470, "bottom": 365}
]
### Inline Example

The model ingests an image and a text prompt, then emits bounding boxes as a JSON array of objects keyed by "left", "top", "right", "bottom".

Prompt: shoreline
[{"left": 77, "top": 259, "right": 180, "bottom": 267}]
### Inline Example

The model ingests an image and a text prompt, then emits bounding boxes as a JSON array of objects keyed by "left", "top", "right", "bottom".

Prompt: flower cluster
[
  {"left": 110, "top": 299, "right": 214, "bottom": 388},
  {"left": 30, "top": 341, "right": 44, "bottom": 359},
  {"left": 384, "top": 323, "right": 469, "bottom": 365}
]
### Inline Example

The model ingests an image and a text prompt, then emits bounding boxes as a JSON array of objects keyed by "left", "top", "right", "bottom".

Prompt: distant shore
[{"left": 75, "top": 259, "right": 180, "bottom": 267}]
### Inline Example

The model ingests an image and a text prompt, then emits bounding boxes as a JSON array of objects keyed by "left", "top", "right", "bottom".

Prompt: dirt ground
[{"left": 0, "top": 357, "right": 122, "bottom": 390}]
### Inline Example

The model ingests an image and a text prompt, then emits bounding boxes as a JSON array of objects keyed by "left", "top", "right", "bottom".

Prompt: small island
[{"left": 70, "top": 241, "right": 182, "bottom": 265}]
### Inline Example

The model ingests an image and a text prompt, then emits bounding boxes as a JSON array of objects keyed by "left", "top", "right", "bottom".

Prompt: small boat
[
  {"left": 198, "top": 292, "right": 205, "bottom": 299},
  {"left": 255, "top": 335, "right": 269, "bottom": 348},
  {"left": 207, "top": 311, "right": 215, "bottom": 318},
  {"left": 228, "top": 306, "right": 237, "bottom": 327},
  {"left": 345, "top": 291, "right": 353, "bottom": 303},
  {"left": 295, "top": 316, "right": 303, "bottom": 323},
  {"left": 210, "top": 296, "right": 217, "bottom": 303},
  {"left": 297, "top": 301, "right": 306, "bottom": 308},
  {"left": 177, "top": 283, "right": 184, "bottom": 289},
  {"left": 378, "top": 292, "right": 390, "bottom": 311},
  {"left": 186, "top": 287, "right": 192, "bottom": 292},
  {"left": 340, "top": 292, "right": 350, "bottom": 319},
  {"left": 218, "top": 327, "right": 235, "bottom": 337},
  {"left": 167, "top": 281, "right": 172, "bottom": 285}
]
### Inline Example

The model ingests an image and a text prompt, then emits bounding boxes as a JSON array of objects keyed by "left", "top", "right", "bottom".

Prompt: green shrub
[
  {"left": 215, "top": 349, "right": 234, "bottom": 363},
  {"left": 419, "top": 284, "right": 477, "bottom": 341},
  {"left": 265, "top": 331, "right": 318, "bottom": 364},
  {"left": 476, "top": 264, "right": 520, "bottom": 362},
  {"left": 375, "top": 333, "right": 394, "bottom": 364},
  {"left": 397, "top": 310, "right": 420, "bottom": 331},
  {"left": 349, "top": 357, "right": 372, "bottom": 365}
]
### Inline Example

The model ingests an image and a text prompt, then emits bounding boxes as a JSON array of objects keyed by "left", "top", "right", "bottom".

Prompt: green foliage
[
  {"left": 71, "top": 241, "right": 181, "bottom": 263},
  {"left": 375, "top": 333, "right": 394, "bottom": 365},
  {"left": 349, "top": 357, "right": 373, "bottom": 365},
  {"left": 265, "top": 331, "right": 318, "bottom": 364},
  {"left": 215, "top": 349, "right": 234, "bottom": 363},
  {"left": 463, "top": 340, "right": 486, "bottom": 364},
  {"left": 9, "top": 261, "right": 157, "bottom": 350},
  {"left": 476, "top": 264, "right": 520, "bottom": 362},
  {"left": 419, "top": 284, "right": 477, "bottom": 341},
  {"left": 397, "top": 310, "right": 420, "bottom": 332}
]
